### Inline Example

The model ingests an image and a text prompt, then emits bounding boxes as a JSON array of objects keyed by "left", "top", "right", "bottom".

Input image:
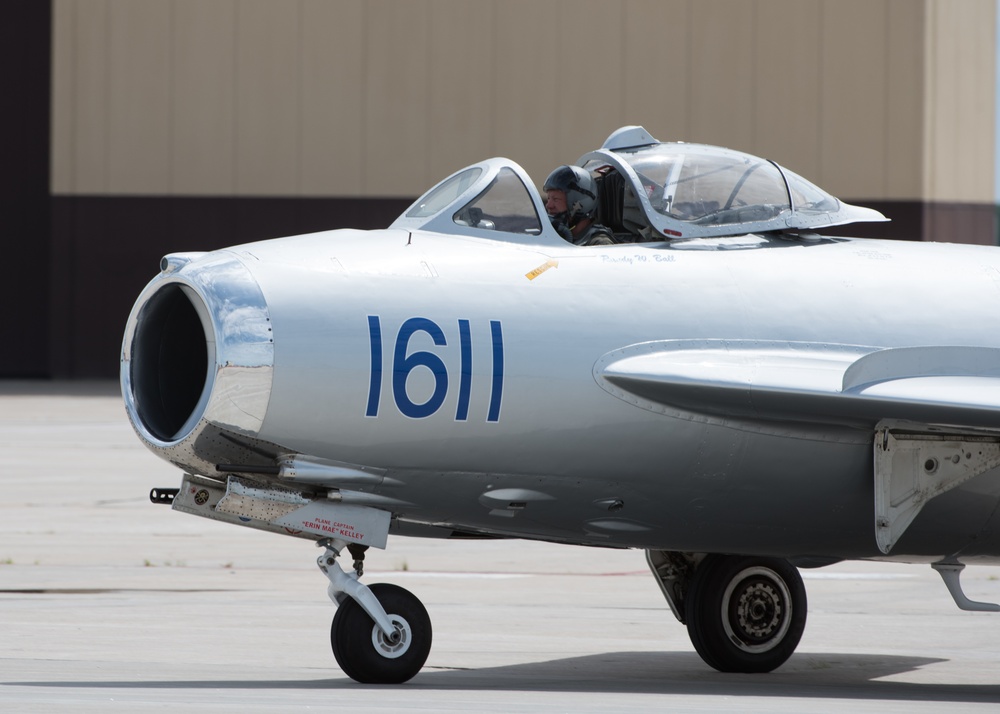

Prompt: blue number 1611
[{"left": 365, "top": 316, "right": 504, "bottom": 422}]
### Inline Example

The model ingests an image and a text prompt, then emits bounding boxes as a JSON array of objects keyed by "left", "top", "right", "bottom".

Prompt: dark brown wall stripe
[
  {"left": 2, "top": 1, "right": 51, "bottom": 377},
  {"left": 47, "top": 195, "right": 412, "bottom": 378}
]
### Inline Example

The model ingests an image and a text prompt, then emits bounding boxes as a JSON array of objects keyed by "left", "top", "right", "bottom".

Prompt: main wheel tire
[
  {"left": 685, "top": 554, "right": 806, "bottom": 673},
  {"left": 331, "top": 583, "right": 432, "bottom": 684}
]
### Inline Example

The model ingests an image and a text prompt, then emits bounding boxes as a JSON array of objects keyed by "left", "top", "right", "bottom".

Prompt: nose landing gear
[
  {"left": 317, "top": 539, "right": 432, "bottom": 683},
  {"left": 331, "top": 582, "right": 432, "bottom": 683}
]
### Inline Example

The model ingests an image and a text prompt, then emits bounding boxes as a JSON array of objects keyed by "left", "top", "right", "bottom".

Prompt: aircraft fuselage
[{"left": 123, "top": 229, "right": 1000, "bottom": 562}]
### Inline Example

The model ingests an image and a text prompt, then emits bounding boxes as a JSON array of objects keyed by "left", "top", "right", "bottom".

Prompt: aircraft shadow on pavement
[
  {"left": 405, "top": 651, "right": 1000, "bottom": 703},
  {"left": 8, "top": 651, "right": 1000, "bottom": 703}
]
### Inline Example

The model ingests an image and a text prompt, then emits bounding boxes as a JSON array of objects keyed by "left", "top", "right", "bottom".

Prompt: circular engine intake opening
[{"left": 130, "top": 283, "right": 211, "bottom": 442}]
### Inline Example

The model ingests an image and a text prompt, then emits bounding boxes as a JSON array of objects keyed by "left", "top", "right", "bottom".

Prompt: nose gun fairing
[{"left": 121, "top": 252, "right": 276, "bottom": 475}]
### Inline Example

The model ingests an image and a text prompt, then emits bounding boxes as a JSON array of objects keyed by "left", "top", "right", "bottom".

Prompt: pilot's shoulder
[{"left": 580, "top": 224, "right": 616, "bottom": 246}]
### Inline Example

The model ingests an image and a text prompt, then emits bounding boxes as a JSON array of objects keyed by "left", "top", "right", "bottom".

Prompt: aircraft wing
[{"left": 596, "top": 340, "right": 1000, "bottom": 430}]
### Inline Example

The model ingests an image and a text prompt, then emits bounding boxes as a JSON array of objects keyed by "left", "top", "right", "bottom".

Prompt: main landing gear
[
  {"left": 647, "top": 551, "right": 807, "bottom": 673},
  {"left": 317, "top": 539, "right": 432, "bottom": 683},
  {"left": 318, "top": 539, "right": 804, "bottom": 681}
]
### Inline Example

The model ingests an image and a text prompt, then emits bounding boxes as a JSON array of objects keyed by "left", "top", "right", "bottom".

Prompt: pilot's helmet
[{"left": 543, "top": 165, "right": 597, "bottom": 226}]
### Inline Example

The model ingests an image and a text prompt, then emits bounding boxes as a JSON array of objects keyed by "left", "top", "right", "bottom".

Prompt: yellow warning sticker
[{"left": 525, "top": 259, "right": 559, "bottom": 281}]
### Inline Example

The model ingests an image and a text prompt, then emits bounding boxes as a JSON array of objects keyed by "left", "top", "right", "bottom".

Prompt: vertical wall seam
[
  {"left": 923, "top": 0, "right": 934, "bottom": 204},
  {"left": 490, "top": 0, "right": 497, "bottom": 156},
  {"left": 883, "top": 0, "right": 890, "bottom": 199},
  {"left": 233, "top": 0, "right": 241, "bottom": 196},
  {"left": 424, "top": 0, "right": 432, "bottom": 191},
  {"left": 618, "top": 0, "right": 625, "bottom": 118},
  {"left": 751, "top": 0, "right": 758, "bottom": 152},
  {"left": 296, "top": 0, "right": 303, "bottom": 195},
  {"left": 167, "top": 0, "right": 174, "bottom": 195},
  {"left": 102, "top": 0, "right": 110, "bottom": 193},
  {"left": 817, "top": 0, "right": 824, "bottom": 188},
  {"left": 360, "top": 1, "right": 368, "bottom": 193},
  {"left": 685, "top": 0, "right": 693, "bottom": 139},
  {"left": 67, "top": 0, "right": 77, "bottom": 193}
]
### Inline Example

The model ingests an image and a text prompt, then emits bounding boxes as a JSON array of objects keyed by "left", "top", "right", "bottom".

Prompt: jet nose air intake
[
  {"left": 127, "top": 282, "right": 210, "bottom": 442},
  {"left": 121, "top": 252, "right": 275, "bottom": 469}
]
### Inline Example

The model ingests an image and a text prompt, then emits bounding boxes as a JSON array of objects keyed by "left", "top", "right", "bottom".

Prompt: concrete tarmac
[{"left": 2, "top": 381, "right": 1000, "bottom": 712}]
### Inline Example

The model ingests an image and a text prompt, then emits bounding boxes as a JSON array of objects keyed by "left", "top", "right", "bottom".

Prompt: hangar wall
[
  {"left": 51, "top": 0, "right": 996, "bottom": 204},
  {"left": 3, "top": 1, "right": 51, "bottom": 377},
  {"left": 5, "top": 0, "right": 998, "bottom": 378}
]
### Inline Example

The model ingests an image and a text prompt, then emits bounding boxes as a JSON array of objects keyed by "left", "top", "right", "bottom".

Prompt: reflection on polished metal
[{"left": 121, "top": 251, "right": 274, "bottom": 474}]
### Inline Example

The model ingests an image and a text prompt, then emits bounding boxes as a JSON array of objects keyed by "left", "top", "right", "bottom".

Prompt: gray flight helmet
[{"left": 543, "top": 165, "right": 598, "bottom": 227}]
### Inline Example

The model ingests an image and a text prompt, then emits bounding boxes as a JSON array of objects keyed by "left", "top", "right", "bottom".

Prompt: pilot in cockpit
[{"left": 543, "top": 166, "right": 614, "bottom": 247}]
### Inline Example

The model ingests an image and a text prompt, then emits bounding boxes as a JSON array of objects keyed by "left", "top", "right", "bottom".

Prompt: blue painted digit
[
  {"left": 393, "top": 318, "right": 449, "bottom": 418},
  {"left": 365, "top": 315, "right": 382, "bottom": 417},
  {"left": 368, "top": 316, "right": 504, "bottom": 422},
  {"left": 456, "top": 319, "right": 472, "bottom": 421},
  {"left": 488, "top": 320, "right": 504, "bottom": 422}
]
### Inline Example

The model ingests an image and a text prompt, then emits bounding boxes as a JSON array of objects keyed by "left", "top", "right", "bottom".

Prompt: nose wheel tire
[
  {"left": 685, "top": 555, "right": 806, "bottom": 673},
  {"left": 331, "top": 583, "right": 432, "bottom": 683}
]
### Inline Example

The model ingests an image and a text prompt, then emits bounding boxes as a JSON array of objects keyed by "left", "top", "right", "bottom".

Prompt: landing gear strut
[{"left": 317, "top": 539, "right": 432, "bottom": 683}]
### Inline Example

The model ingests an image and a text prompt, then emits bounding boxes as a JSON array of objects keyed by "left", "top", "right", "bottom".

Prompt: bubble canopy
[{"left": 390, "top": 126, "right": 886, "bottom": 244}]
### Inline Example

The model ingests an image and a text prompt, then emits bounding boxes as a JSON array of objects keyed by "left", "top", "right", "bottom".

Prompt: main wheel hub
[
  {"left": 735, "top": 580, "right": 782, "bottom": 640},
  {"left": 722, "top": 566, "right": 793, "bottom": 653}
]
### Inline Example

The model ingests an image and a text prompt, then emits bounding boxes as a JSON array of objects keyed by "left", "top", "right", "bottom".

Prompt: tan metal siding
[
  {"left": 926, "top": 0, "right": 996, "bottom": 203},
  {"left": 172, "top": 0, "right": 237, "bottom": 194},
  {"left": 819, "top": 0, "right": 888, "bottom": 198},
  {"left": 689, "top": 1, "right": 757, "bottom": 151},
  {"left": 754, "top": 0, "right": 823, "bottom": 181},
  {"left": 886, "top": 0, "right": 925, "bottom": 201},
  {"left": 622, "top": 0, "right": 690, "bottom": 147},
  {"left": 300, "top": 0, "right": 365, "bottom": 196},
  {"left": 493, "top": 0, "right": 561, "bottom": 184},
  {"left": 50, "top": 0, "right": 996, "bottom": 203}
]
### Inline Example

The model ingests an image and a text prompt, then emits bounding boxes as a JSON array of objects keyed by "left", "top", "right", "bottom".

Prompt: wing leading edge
[
  {"left": 595, "top": 340, "right": 1000, "bottom": 430},
  {"left": 597, "top": 340, "right": 1000, "bottom": 554}
]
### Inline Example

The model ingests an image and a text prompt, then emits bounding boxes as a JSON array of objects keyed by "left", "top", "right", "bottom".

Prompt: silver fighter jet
[{"left": 121, "top": 126, "right": 1000, "bottom": 683}]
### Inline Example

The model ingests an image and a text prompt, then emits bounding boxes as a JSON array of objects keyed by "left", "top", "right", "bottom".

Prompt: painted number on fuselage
[{"left": 366, "top": 316, "right": 503, "bottom": 421}]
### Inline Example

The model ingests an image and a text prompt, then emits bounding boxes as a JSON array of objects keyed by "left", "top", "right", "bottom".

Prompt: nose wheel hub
[{"left": 373, "top": 617, "right": 411, "bottom": 658}]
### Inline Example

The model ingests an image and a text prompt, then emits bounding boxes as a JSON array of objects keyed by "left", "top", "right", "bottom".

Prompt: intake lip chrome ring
[{"left": 121, "top": 251, "right": 274, "bottom": 451}]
